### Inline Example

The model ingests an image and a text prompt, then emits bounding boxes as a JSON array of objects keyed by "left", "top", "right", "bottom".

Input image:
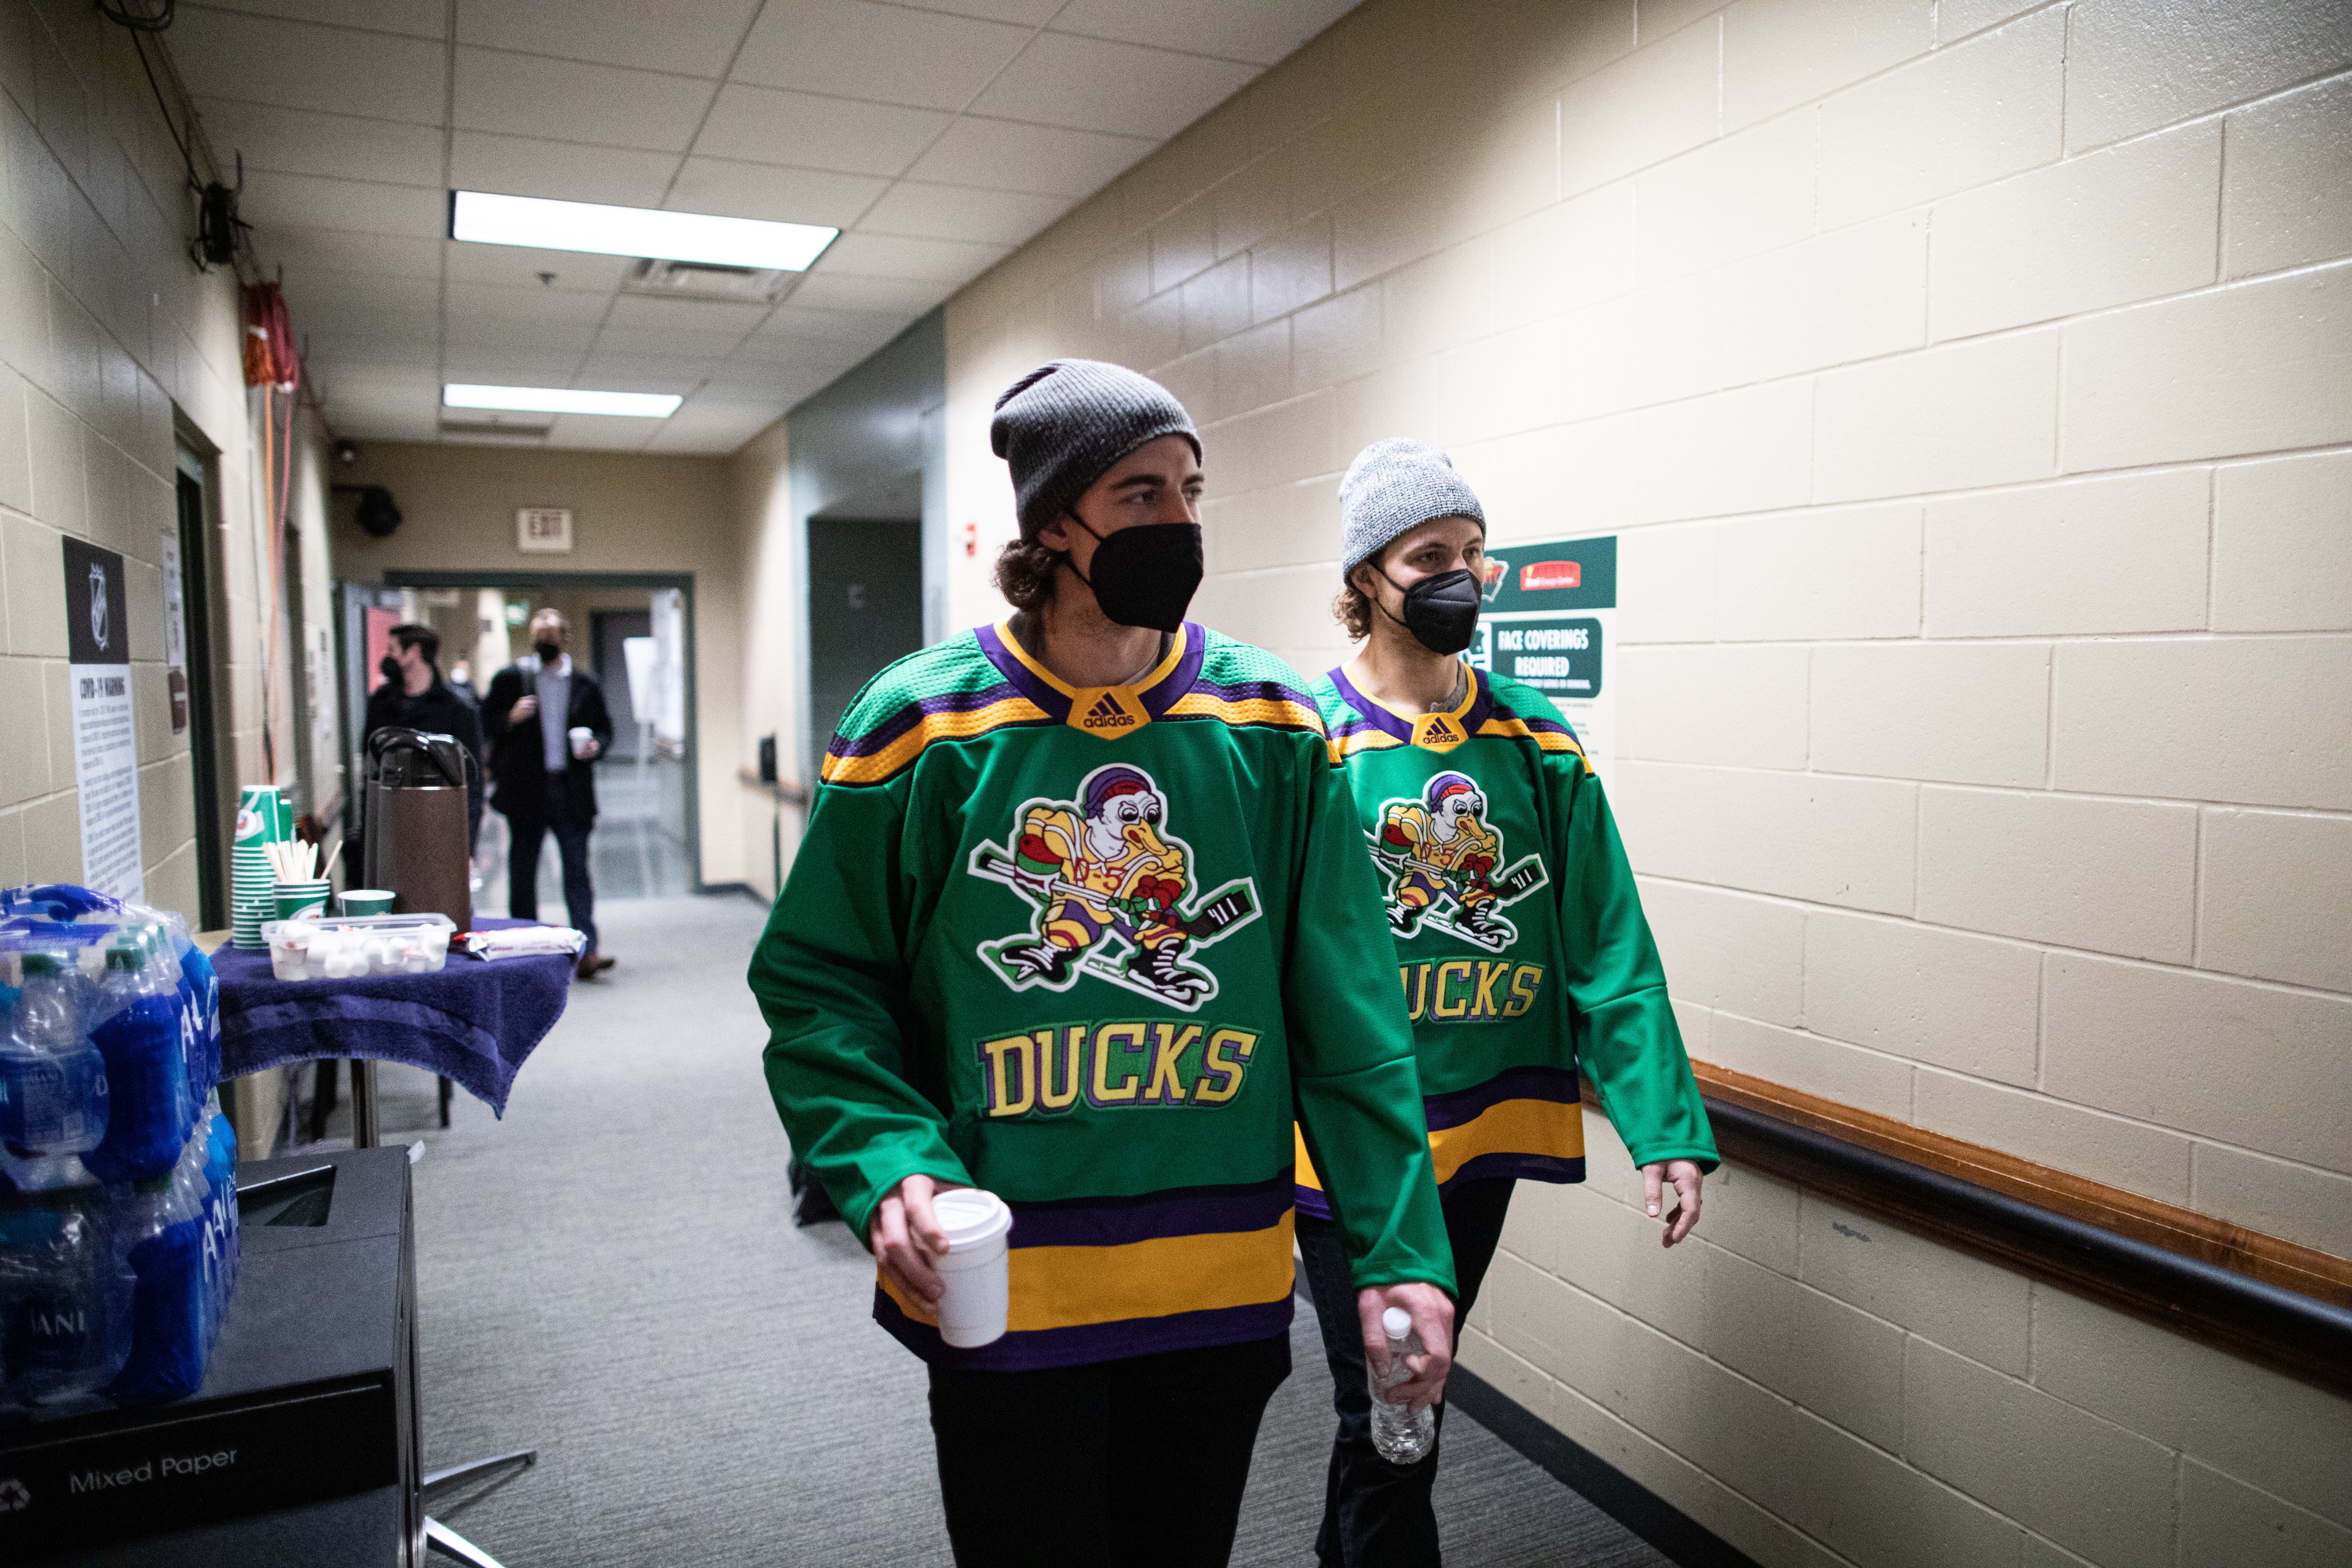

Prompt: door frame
[{"left": 378, "top": 570, "right": 706, "bottom": 892}]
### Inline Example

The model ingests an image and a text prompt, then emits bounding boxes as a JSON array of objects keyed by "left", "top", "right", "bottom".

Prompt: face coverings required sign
[
  {"left": 1468, "top": 535, "right": 1616, "bottom": 787},
  {"left": 61, "top": 536, "right": 144, "bottom": 900}
]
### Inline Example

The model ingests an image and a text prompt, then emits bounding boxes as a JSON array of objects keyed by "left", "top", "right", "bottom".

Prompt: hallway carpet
[{"left": 390, "top": 895, "right": 1673, "bottom": 1566}]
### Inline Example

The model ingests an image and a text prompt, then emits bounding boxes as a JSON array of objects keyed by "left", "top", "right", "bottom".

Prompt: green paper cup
[
  {"left": 274, "top": 880, "right": 332, "bottom": 920},
  {"left": 339, "top": 889, "right": 395, "bottom": 917}
]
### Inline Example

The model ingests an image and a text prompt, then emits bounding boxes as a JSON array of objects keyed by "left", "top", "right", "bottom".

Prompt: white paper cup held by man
[
  {"left": 568, "top": 725, "right": 595, "bottom": 760},
  {"left": 930, "top": 1188, "right": 1014, "bottom": 1348}
]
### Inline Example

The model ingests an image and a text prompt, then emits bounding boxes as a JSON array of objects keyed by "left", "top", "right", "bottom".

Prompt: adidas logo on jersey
[
  {"left": 1425, "top": 716, "right": 1457, "bottom": 741},
  {"left": 1082, "top": 695, "right": 1136, "bottom": 730}
]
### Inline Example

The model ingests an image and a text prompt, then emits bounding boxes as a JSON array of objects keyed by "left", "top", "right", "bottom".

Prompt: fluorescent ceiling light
[
  {"left": 450, "top": 190, "right": 837, "bottom": 271},
  {"left": 444, "top": 384, "right": 683, "bottom": 419}
]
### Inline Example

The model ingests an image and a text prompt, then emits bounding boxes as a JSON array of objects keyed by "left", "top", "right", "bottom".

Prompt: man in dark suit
[
  {"left": 483, "top": 607, "right": 617, "bottom": 978},
  {"left": 363, "top": 622, "right": 486, "bottom": 850}
]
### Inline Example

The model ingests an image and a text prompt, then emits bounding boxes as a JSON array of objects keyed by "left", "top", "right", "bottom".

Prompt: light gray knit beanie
[
  {"left": 991, "top": 359, "right": 1200, "bottom": 539},
  {"left": 1338, "top": 438, "right": 1486, "bottom": 580}
]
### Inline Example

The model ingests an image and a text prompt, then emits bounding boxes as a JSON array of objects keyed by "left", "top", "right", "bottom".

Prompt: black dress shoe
[{"left": 576, "top": 951, "right": 616, "bottom": 980}]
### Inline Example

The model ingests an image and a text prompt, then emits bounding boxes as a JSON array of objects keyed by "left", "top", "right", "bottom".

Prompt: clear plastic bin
[{"left": 261, "top": 913, "right": 455, "bottom": 981}]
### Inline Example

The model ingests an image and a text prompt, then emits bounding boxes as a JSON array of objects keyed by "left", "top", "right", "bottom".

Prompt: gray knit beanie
[
  {"left": 990, "top": 359, "right": 1200, "bottom": 539},
  {"left": 1338, "top": 438, "right": 1486, "bottom": 579}
]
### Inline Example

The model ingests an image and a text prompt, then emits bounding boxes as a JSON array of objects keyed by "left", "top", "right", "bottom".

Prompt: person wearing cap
[
  {"left": 748, "top": 363, "right": 1456, "bottom": 1566},
  {"left": 1294, "top": 438, "right": 1717, "bottom": 1565}
]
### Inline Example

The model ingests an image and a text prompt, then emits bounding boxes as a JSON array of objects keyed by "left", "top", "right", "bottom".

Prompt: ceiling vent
[
  {"left": 622, "top": 257, "right": 800, "bottom": 305},
  {"left": 439, "top": 409, "right": 554, "bottom": 444}
]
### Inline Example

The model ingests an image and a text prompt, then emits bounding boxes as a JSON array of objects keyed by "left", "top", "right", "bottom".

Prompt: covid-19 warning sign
[{"left": 1469, "top": 534, "right": 1616, "bottom": 786}]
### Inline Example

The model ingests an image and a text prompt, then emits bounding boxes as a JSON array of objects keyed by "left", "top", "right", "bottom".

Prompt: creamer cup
[{"left": 930, "top": 1188, "right": 1013, "bottom": 1349}]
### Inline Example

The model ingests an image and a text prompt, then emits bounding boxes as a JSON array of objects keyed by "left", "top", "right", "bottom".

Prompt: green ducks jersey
[
  {"left": 749, "top": 620, "right": 1454, "bottom": 1371},
  {"left": 1294, "top": 663, "right": 1717, "bottom": 1218}
]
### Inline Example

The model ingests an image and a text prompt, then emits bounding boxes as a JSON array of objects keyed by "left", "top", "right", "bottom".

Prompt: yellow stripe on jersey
[
  {"left": 1326, "top": 727, "right": 1408, "bottom": 764},
  {"left": 1294, "top": 1098, "right": 1587, "bottom": 1191},
  {"left": 1476, "top": 715, "right": 1585, "bottom": 756},
  {"left": 820, "top": 695, "right": 1052, "bottom": 785},
  {"left": 1428, "top": 1097, "right": 1585, "bottom": 1183},
  {"left": 1166, "top": 691, "right": 1325, "bottom": 731},
  {"left": 878, "top": 1211, "right": 1298, "bottom": 1331}
]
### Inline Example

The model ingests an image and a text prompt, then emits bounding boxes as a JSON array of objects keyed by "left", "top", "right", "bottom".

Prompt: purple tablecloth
[{"left": 212, "top": 918, "right": 573, "bottom": 1116}]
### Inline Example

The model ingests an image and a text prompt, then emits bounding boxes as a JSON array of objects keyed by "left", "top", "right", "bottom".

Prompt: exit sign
[{"left": 517, "top": 507, "right": 572, "bottom": 552}]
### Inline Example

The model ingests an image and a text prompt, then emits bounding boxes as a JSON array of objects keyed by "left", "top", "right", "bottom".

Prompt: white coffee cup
[
  {"left": 568, "top": 725, "right": 595, "bottom": 760},
  {"left": 930, "top": 1188, "right": 1013, "bottom": 1349}
]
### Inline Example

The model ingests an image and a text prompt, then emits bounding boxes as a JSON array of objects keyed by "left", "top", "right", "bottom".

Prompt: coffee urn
[{"left": 363, "top": 727, "right": 474, "bottom": 931}]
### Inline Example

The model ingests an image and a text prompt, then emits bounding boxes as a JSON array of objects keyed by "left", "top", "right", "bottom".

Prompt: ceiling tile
[
  {"left": 858, "top": 181, "right": 1070, "bottom": 246},
  {"left": 445, "top": 281, "right": 616, "bottom": 324},
  {"left": 902, "top": 115, "right": 1152, "bottom": 196},
  {"left": 589, "top": 326, "right": 755, "bottom": 365},
  {"left": 444, "top": 241, "right": 634, "bottom": 293},
  {"left": 238, "top": 171, "right": 448, "bottom": 240},
  {"left": 644, "top": 400, "right": 785, "bottom": 452},
  {"left": 819, "top": 231, "right": 1009, "bottom": 283},
  {"left": 1050, "top": 0, "right": 1358, "bottom": 67},
  {"left": 450, "top": 131, "right": 681, "bottom": 207},
  {"left": 888, "top": 0, "right": 1062, "bottom": 22},
  {"left": 603, "top": 295, "right": 773, "bottom": 335},
  {"left": 786, "top": 272, "right": 954, "bottom": 314},
  {"left": 751, "top": 302, "right": 924, "bottom": 348},
  {"left": 439, "top": 350, "right": 593, "bottom": 384},
  {"left": 540, "top": 414, "right": 663, "bottom": 450},
  {"left": 570, "top": 358, "right": 722, "bottom": 394},
  {"left": 260, "top": 227, "right": 446, "bottom": 282},
  {"left": 283, "top": 270, "right": 441, "bottom": 322},
  {"left": 694, "top": 84, "right": 951, "bottom": 178},
  {"left": 665, "top": 158, "right": 887, "bottom": 228},
  {"left": 733, "top": 0, "right": 1031, "bottom": 112},
  {"left": 185, "top": 1, "right": 447, "bottom": 40},
  {"left": 452, "top": 48, "right": 717, "bottom": 152},
  {"left": 192, "top": 99, "right": 444, "bottom": 187},
  {"left": 165, "top": 9, "right": 448, "bottom": 124},
  {"left": 970, "top": 33, "right": 1255, "bottom": 139},
  {"left": 455, "top": 0, "right": 760, "bottom": 79}
]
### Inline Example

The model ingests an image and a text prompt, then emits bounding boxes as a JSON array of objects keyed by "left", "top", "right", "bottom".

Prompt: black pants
[
  {"left": 1296, "top": 1178, "right": 1517, "bottom": 1568},
  {"left": 505, "top": 787, "right": 595, "bottom": 948},
  {"left": 927, "top": 1333, "right": 1291, "bottom": 1567}
]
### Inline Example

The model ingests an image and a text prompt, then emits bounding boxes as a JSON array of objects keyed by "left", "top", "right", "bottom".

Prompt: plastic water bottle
[
  {"left": 200, "top": 1103, "right": 239, "bottom": 1321},
  {"left": 86, "top": 942, "right": 193, "bottom": 1184},
  {"left": 111, "top": 1134, "right": 212, "bottom": 1404},
  {"left": 0, "top": 1187, "right": 133, "bottom": 1403},
  {"left": 175, "top": 936, "right": 221, "bottom": 1122},
  {"left": 1369, "top": 1306, "right": 1437, "bottom": 1465},
  {"left": 0, "top": 951, "right": 109, "bottom": 1188}
]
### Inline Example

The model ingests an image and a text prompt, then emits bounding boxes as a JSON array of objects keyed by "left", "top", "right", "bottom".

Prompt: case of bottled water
[{"left": 0, "top": 884, "right": 239, "bottom": 1415}]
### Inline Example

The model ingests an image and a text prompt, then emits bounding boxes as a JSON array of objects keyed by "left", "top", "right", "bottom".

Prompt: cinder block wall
[
  {"left": 938, "top": 1, "right": 2352, "bottom": 1562},
  {"left": 0, "top": 0, "right": 334, "bottom": 922}
]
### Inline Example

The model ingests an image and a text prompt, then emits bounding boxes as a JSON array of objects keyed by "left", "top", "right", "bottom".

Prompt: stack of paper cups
[
  {"left": 930, "top": 1188, "right": 1014, "bottom": 1349},
  {"left": 232, "top": 784, "right": 291, "bottom": 948}
]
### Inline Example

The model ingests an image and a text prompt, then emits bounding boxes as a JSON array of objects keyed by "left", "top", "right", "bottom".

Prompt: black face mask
[
  {"left": 533, "top": 640, "right": 562, "bottom": 663},
  {"left": 1376, "top": 567, "right": 1483, "bottom": 656},
  {"left": 379, "top": 653, "right": 403, "bottom": 683},
  {"left": 1059, "top": 514, "right": 1202, "bottom": 634}
]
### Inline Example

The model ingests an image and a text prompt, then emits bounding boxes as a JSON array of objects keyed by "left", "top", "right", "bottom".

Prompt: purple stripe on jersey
[
  {"left": 1007, "top": 1174, "right": 1293, "bottom": 1250},
  {"left": 825, "top": 682, "right": 1032, "bottom": 759},
  {"left": 1325, "top": 665, "right": 1415, "bottom": 741},
  {"left": 973, "top": 620, "right": 1071, "bottom": 718},
  {"left": 1293, "top": 1183, "right": 1333, "bottom": 1221},
  {"left": 1460, "top": 668, "right": 1496, "bottom": 731},
  {"left": 1187, "top": 675, "right": 1319, "bottom": 711},
  {"left": 1421, "top": 1065, "right": 1584, "bottom": 1132},
  {"left": 875, "top": 1289, "right": 1295, "bottom": 1372},
  {"left": 1487, "top": 695, "right": 1579, "bottom": 739}
]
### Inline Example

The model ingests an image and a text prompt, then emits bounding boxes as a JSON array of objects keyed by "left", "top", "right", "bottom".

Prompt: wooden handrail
[
  {"left": 737, "top": 766, "right": 809, "bottom": 806},
  {"left": 1587, "top": 1063, "right": 2352, "bottom": 1392}
]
